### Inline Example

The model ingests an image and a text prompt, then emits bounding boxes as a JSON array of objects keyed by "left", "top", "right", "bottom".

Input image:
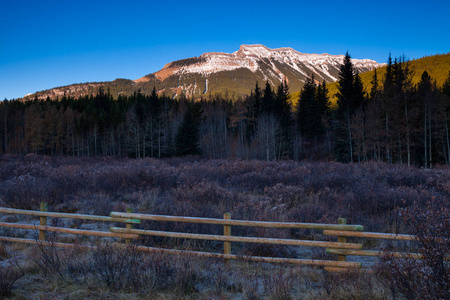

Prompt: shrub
[
  {"left": 32, "top": 240, "right": 67, "bottom": 278},
  {"left": 0, "top": 262, "right": 23, "bottom": 297},
  {"left": 374, "top": 199, "right": 449, "bottom": 299},
  {"left": 90, "top": 243, "right": 142, "bottom": 291},
  {"left": 0, "top": 177, "right": 53, "bottom": 209},
  {"left": 90, "top": 243, "right": 202, "bottom": 295},
  {"left": 88, "top": 193, "right": 114, "bottom": 216}
]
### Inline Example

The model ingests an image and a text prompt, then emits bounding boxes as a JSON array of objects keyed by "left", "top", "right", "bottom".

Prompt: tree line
[
  {"left": 1, "top": 53, "right": 450, "bottom": 167},
  {"left": 337, "top": 54, "right": 450, "bottom": 167}
]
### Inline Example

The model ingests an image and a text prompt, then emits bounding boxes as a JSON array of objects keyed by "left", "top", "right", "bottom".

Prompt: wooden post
[
  {"left": 223, "top": 213, "right": 231, "bottom": 255},
  {"left": 126, "top": 207, "right": 133, "bottom": 244},
  {"left": 337, "top": 218, "right": 347, "bottom": 261},
  {"left": 39, "top": 202, "right": 48, "bottom": 241}
]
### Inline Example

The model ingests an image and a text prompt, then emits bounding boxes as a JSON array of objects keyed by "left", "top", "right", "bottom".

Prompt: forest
[{"left": 1, "top": 53, "right": 450, "bottom": 167}]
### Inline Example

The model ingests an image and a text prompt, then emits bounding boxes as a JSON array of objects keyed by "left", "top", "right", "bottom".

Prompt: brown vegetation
[
  {"left": 374, "top": 200, "right": 449, "bottom": 299},
  {"left": 0, "top": 155, "right": 448, "bottom": 298}
]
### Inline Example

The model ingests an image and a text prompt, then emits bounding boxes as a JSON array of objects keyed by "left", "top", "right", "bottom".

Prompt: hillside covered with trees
[
  {"left": 325, "top": 52, "right": 450, "bottom": 107},
  {"left": 1, "top": 53, "right": 450, "bottom": 167}
]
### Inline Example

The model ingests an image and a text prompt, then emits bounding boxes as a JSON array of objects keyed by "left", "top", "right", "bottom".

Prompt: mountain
[{"left": 24, "top": 44, "right": 384, "bottom": 100}]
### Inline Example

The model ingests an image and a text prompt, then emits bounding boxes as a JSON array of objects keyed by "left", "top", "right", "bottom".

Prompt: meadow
[{"left": 0, "top": 154, "right": 448, "bottom": 299}]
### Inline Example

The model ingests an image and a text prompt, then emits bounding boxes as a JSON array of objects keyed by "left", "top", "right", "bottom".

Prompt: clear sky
[{"left": 1, "top": 0, "right": 449, "bottom": 100}]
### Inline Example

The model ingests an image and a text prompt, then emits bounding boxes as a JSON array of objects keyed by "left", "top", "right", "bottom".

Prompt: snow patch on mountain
[{"left": 169, "top": 44, "right": 382, "bottom": 78}]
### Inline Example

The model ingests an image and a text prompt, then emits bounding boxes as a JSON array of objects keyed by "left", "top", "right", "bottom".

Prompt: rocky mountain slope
[{"left": 25, "top": 44, "right": 384, "bottom": 100}]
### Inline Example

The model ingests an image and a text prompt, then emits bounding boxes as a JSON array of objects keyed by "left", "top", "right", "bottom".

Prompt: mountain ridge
[{"left": 23, "top": 44, "right": 384, "bottom": 100}]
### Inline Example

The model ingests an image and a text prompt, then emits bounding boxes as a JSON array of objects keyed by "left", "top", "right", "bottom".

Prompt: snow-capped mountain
[
  {"left": 24, "top": 45, "right": 384, "bottom": 100},
  {"left": 136, "top": 44, "right": 382, "bottom": 97}
]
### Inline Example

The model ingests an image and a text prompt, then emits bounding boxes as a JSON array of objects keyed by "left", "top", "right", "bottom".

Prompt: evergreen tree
[
  {"left": 297, "top": 74, "right": 317, "bottom": 137},
  {"left": 384, "top": 54, "right": 394, "bottom": 91},
  {"left": 353, "top": 71, "right": 365, "bottom": 108},
  {"left": 245, "top": 82, "right": 262, "bottom": 142},
  {"left": 380, "top": 55, "right": 395, "bottom": 164},
  {"left": 334, "top": 52, "right": 365, "bottom": 162},
  {"left": 416, "top": 71, "right": 437, "bottom": 168},
  {"left": 443, "top": 71, "right": 450, "bottom": 98},
  {"left": 390, "top": 56, "right": 414, "bottom": 165},
  {"left": 261, "top": 81, "right": 275, "bottom": 114},
  {"left": 316, "top": 80, "right": 329, "bottom": 117},
  {"left": 175, "top": 101, "right": 203, "bottom": 156},
  {"left": 148, "top": 86, "right": 162, "bottom": 157},
  {"left": 370, "top": 69, "right": 379, "bottom": 101},
  {"left": 252, "top": 81, "right": 262, "bottom": 117},
  {"left": 274, "top": 78, "right": 292, "bottom": 158},
  {"left": 442, "top": 71, "right": 450, "bottom": 164},
  {"left": 315, "top": 80, "right": 330, "bottom": 134},
  {"left": 275, "top": 78, "right": 290, "bottom": 118},
  {"left": 336, "top": 53, "right": 356, "bottom": 114},
  {"left": 298, "top": 76, "right": 329, "bottom": 140}
]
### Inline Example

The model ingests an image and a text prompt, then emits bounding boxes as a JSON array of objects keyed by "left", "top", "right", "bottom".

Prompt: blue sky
[{"left": 1, "top": 0, "right": 449, "bottom": 100}]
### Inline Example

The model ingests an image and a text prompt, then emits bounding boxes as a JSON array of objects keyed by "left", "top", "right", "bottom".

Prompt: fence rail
[
  {"left": 0, "top": 222, "right": 139, "bottom": 239},
  {"left": 109, "top": 227, "right": 363, "bottom": 249},
  {"left": 0, "top": 202, "right": 446, "bottom": 271},
  {"left": 325, "top": 249, "right": 423, "bottom": 259},
  {"left": 109, "top": 212, "right": 364, "bottom": 231},
  {"left": 323, "top": 230, "right": 416, "bottom": 241},
  {"left": 0, "top": 207, "right": 140, "bottom": 223}
]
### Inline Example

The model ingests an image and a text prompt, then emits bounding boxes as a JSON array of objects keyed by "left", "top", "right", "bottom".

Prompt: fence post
[
  {"left": 39, "top": 202, "right": 48, "bottom": 241},
  {"left": 224, "top": 213, "right": 231, "bottom": 255},
  {"left": 337, "top": 218, "right": 347, "bottom": 261},
  {"left": 126, "top": 207, "right": 133, "bottom": 244}
]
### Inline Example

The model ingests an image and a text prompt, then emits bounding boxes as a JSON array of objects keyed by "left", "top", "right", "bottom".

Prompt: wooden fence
[{"left": 0, "top": 202, "right": 444, "bottom": 271}]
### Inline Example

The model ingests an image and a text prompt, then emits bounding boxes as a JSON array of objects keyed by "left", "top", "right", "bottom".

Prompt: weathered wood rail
[
  {"left": 0, "top": 203, "right": 446, "bottom": 271},
  {"left": 109, "top": 212, "right": 364, "bottom": 230}
]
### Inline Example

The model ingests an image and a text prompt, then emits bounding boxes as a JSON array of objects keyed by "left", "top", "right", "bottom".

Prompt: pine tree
[
  {"left": 416, "top": 71, "right": 436, "bottom": 168},
  {"left": 370, "top": 69, "right": 379, "bottom": 101},
  {"left": 175, "top": 101, "right": 203, "bottom": 156},
  {"left": 298, "top": 75, "right": 329, "bottom": 141},
  {"left": 353, "top": 71, "right": 365, "bottom": 109},
  {"left": 274, "top": 78, "right": 292, "bottom": 158},
  {"left": 252, "top": 81, "right": 262, "bottom": 117},
  {"left": 389, "top": 56, "right": 414, "bottom": 165},
  {"left": 443, "top": 71, "right": 450, "bottom": 98},
  {"left": 261, "top": 81, "right": 275, "bottom": 114},
  {"left": 380, "top": 55, "right": 395, "bottom": 164},
  {"left": 316, "top": 80, "right": 330, "bottom": 134},
  {"left": 148, "top": 86, "right": 162, "bottom": 158},
  {"left": 245, "top": 82, "right": 262, "bottom": 142},
  {"left": 317, "top": 80, "right": 329, "bottom": 114},
  {"left": 297, "top": 74, "right": 317, "bottom": 137},
  {"left": 334, "top": 52, "right": 365, "bottom": 163},
  {"left": 275, "top": 78, "right": 290, "bottom": 117},
  {"left": 384, "top": 54, "right": 394, "bottom": 91},
  {"left": 336, "top": 53, "right": 356, "bottom": 114},
  {"left": 442, "top": 71, "right": 450, "bottom": 164}
]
